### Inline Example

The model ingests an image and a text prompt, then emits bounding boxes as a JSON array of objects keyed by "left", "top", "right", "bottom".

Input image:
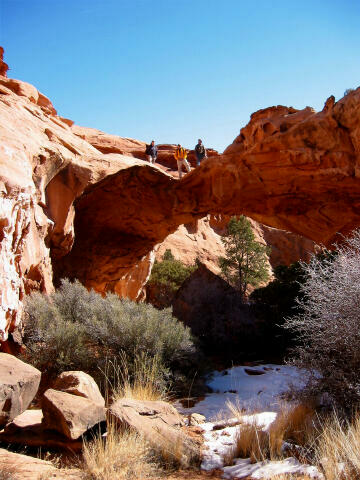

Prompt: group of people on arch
[{"left": 145, "top": 139, "right": 207, "bottom": 179}]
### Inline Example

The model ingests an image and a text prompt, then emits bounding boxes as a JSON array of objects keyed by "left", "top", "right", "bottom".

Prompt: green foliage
[
  {"left": 23, "top": 279, "right": 197, "bottom": 389},
  {"left": 219, "top": 216, "right": 270, "bottom": 299},
  {"left": 147, "top": 249, "right": 196, "bottom": 308}
]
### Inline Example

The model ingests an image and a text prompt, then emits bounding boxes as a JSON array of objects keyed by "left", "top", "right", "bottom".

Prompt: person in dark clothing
[
  {"left": 145, "top": 140, "right": 158, "bottom": 164},
  {"left": 194, "top": 139, "right": 207, "bottom": 167}
]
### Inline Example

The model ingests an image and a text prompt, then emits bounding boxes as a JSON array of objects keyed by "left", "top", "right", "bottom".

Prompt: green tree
[
  {"left": 147, "top": 249, "right": 196, "bottom": 308},
  {"left": 219, "top": 216, "right": 270, "bottom": 301}
]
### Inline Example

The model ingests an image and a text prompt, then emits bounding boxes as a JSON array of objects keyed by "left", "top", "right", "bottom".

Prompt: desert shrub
[
  {"left": 147, "top": 249, "right": 196, "bottom": 308},
  {"left": 344, "top": 88, "right": 355, "bottom": 96},
  {"left": 284, "top": 231, "right": 360, "bottom": 411},
  {"left": 23, "top": 279, "right": 197, "bottom": 389}
]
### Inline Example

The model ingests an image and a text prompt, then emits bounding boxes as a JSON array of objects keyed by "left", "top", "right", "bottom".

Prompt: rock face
[
  {"left": 108, "top": 398, "right": 199, "bottom": 466},
  {"left": 0, "top": 353, "right": 41, "bottom": 426},
  {"left": 155, "top": 215, "right": 316, "bottom": 275},
  {"left": 1, "top": 47, "right": 360, "bottom": 343},
  {"left": 52, "top": 371, "right": 105, "bottom": 406},
  {"left": 42, "top": 388, "right": 106, "bottom": 440},
  {"left": 0, "top": 409, "right": 83, "bottom": 451},
  {"left": 0, "top": 448, "right": 81, "bottom": 479}
]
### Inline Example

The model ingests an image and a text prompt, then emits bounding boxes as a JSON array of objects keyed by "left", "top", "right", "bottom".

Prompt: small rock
[{"left": 188, "top": 413, "right": 206, "bottom": 426}]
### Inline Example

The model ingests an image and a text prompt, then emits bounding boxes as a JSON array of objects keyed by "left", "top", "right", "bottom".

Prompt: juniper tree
[{"left": 219, "top": 216, "right": 270, "bottom": 301}]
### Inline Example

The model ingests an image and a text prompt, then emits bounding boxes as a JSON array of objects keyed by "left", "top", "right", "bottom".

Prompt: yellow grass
[
  {"left": 104, "top": 352, "right": 167, "bottom": 403},
  {"left": 315, "top": 413, "right": 360, "bottom": 480},
  {"left": 82, "top": 421, "right": 156, "bottom": 480},
  {"left": 224, "top": 401, "right": 317, "bottom": 466}
]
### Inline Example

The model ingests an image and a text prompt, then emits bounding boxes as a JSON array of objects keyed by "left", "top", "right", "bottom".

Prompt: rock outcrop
[
  {"left": 1, "top": 47, "right": 360, "bottom": 343},
  {"left": 0, "top": 353, "right": 41, "bottom": 426},
  {"left": 155, "top": 215, "right": 316, "bottom": 275}
]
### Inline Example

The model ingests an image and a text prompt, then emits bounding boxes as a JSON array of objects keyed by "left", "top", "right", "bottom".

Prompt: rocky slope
[{"left": 1, "top": 47, "right": 360, "bottom": 343}]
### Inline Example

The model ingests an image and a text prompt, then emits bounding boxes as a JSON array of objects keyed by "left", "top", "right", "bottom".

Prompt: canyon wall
[{"left": 1, "top": 47, "right": 360, "bottom": 343}]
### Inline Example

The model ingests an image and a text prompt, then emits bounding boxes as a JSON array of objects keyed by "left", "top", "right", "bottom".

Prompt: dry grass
[
  {"left": 104, "top": 352, "right": 168, "bottom": 404},
  {"left": 268, "top": 403, "right": 317, "bottom": 458},
  {"left": 82, "top": 421, "right": 156, "bottom": 480},
  {"left": 224, "top": 401, "right": 317, "bottom": 466},
  {"left": 315, "top": 413, "right": 360, "bottom": 480}
]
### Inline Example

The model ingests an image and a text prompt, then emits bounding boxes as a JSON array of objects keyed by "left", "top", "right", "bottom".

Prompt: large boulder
[
  {"left": 108, "top": 398, "right": 199, "bottom": 466},
  {"left": 0, "top": 409, "right": 83, "bottom": 452},
  {"left": 0, "top": 353, "right": 41, "bottom": 426},
  {"left": 52, "top": 371, "right": 105, "bottom": 406},
  {"left": 0, "top": 448, "right": 81, "bottom": 479},
  {"left": 42, "top": 389, "right": 106, "bottom": 440}
]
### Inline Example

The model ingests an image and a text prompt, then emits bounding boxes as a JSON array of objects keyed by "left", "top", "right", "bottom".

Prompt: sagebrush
[{"left": 23, "top": 279, "right": 197, "bottom": 390}]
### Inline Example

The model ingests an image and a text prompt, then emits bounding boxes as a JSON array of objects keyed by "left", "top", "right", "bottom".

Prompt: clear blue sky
[{"left": 1, "top": 0, "right": 359, "bottom": 152}]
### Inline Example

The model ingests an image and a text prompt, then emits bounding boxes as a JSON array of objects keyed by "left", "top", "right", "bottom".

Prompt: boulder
[
  {"left": 0, "top": 353, "right": 41, "bottom": 426},
  {"left": 108, "top": 398, "right": 199, "bottom": 466},
  {"left": 0, "top": 448, "right": 82, "bottom": 479},
  {"left": 52, "top": 371, "right": 105, "bottom": 406},
  {"left": 42, "top": 389, "right": 106, "bottom": 440},
  {"left": 0, "top": 409, "right": 83, "bottom": 452}
]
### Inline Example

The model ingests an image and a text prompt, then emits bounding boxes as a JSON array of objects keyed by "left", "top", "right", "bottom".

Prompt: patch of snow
[
  {"left": 222, "top": 457, "right": 323, "bottom": 479},
  {"left": 200, "top": 412, "right": 278, "bottom": 471},
  {"left": 177, "top": 364, "right": 305, "bottom": 420}
]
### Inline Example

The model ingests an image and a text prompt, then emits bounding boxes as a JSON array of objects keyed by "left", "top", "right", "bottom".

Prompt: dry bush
[
  {"left": 284, "top": 231, "right": 360, "bottom": 410},
  {"left": 82, "top": 422, "right": 156, "bottom": 480},
  {"left": 315, "top": 413, "right": 360, "bottom": 480}
]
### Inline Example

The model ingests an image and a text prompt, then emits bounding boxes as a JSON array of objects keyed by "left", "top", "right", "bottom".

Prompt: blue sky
[{"left": 1, "top": 0, "right": 359, "bottom": 152}]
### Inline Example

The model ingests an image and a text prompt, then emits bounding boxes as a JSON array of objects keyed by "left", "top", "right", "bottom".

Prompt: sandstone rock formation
[
  {"left": 1, "top": 47, "right": 360, "bottom": 344},
  {"left": 52, "top": 371, "right": 105, "bottom": 406},
  {"left": 0, "top": 409, "right": 83, "bottom": 452},
  {"left": 0, "top": 353, "right": 41, "bottom": 426},
  {"left": 155, "top": 215, "right": 316, "bottom": 275},
  {"left": 42, "top": 388, "right": 106, "bottom": 440},
  {"left": 108, "top": 398, "right": 199, "bottom": 466}
]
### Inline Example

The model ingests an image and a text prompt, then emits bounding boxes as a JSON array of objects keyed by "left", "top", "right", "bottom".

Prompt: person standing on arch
[
  {"left": 174, "top": 144, "right": 191, "bottom": 179},
  {"left": 194, "top": 138, "right": 207, "bottom": 167},
  {"left": 145, "top": 140, "right": 158, "bottom": 164}
]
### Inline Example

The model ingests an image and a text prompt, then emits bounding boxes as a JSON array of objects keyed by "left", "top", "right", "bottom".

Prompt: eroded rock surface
[
  {"left": 108, "top": 398, "right": 199, "bottom": 466},
  {"left": 1, "top": 47, "right": 360, "bottom": 343},
  {"left": 52, "top": 371, "right": 105, "bottom": 406},
  {"left": 42, "top": 388, "right": 106, "bottom": 440},
  {"left": 0, "top": 353, "right": 41, "bottom": 426}
]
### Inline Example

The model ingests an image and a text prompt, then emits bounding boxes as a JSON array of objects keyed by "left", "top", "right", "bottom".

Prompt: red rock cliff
[{"left": 1, "top": 47, "right": 360, "bottom": 343}]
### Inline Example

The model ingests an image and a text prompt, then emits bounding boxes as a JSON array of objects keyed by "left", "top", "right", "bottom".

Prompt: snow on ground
[
  {"left": 222, "top": 458, "right": 323, "bottom": 479},
  {"left": 177, "top": 364, "right": 306, "bottom": 420},
  {"left": 177, "top": 364, "right": 323, "bottom": 478},
  {"left": 200, "top": 413, "right": 277, "bottom": 471}
]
